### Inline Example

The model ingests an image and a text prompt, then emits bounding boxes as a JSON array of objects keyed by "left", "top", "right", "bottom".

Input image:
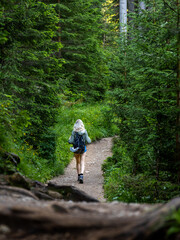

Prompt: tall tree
[
  {"left": 0, "top": 0, "right": 63, "bottom": 160},
  {"left": 104, "top": 0, "right": 180, "bottom": 202},
  {"left": 119, "top": 0, "right": 127, "bottom": 32},
  {"left": 59, "top": 0, "right": 108, "bottom": 101}
]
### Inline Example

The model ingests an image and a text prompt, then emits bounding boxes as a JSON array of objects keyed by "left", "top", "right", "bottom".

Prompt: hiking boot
[
  {"left": 79, "top": 174, "right": 83, "bottom": 184},
  {"left": 78, "top": 175, "right": 81, "bottom": 182}
]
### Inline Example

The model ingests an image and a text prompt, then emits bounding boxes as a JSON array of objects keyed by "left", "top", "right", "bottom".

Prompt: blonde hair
[{"left": 73, "top": 119, "right": 85, "bottom": 132}]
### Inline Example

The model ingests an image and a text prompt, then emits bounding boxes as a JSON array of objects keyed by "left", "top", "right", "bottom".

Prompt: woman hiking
[{"left": 68, "top": 119, "right": 91, "bottom": 184}]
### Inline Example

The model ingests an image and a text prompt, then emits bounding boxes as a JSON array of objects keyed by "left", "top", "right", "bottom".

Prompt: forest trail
[
  {"left": 1, "top": 138, "right": 180, "bottom": 239},
  {"left": 49, "top": 137, "right": 113, "bottom": 202}
]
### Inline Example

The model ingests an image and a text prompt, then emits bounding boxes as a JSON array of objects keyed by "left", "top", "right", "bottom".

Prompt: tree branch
[{"left": 163, "top": 0, "right": 177, "bottom": 13}]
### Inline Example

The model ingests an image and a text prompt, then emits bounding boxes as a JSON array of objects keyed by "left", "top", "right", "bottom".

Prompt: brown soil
[{"left": 49, "top": 137, "right": 113, "bottom": 202}]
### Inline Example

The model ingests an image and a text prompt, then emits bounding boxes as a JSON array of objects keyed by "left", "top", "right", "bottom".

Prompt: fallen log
[
  {"left": 0, "top": 185, "right": 38, "bottom": 200},
  {"left": 0, "top": 197, "right": 179, "bottom": 239}
]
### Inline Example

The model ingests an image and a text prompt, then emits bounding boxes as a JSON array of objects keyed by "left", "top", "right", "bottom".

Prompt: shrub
[{"left": 103, "top": 139, "right": 180, "bottom": 203}]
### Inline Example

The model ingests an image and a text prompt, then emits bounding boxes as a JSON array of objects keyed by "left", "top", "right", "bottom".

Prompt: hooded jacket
[{"left": 68, "top": 130, "right": 91, "bottom": 145}]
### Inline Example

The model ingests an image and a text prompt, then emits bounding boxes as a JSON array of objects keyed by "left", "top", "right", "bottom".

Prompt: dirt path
[
  {"left": 1, "top": 137, "right": 176, "bottom": 240},
  {"left": 49, "top": 137, "right": 113, "bottom": 202}
]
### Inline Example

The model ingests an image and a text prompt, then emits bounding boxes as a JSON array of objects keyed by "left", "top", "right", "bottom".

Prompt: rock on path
[{"left": 49, "top": 137, "right": 113, "bottom": 202}]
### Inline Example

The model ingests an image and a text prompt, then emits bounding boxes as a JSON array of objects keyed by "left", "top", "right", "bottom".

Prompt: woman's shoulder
[{"left": 83, "top": 130, "right": 88, "bottom": 135}]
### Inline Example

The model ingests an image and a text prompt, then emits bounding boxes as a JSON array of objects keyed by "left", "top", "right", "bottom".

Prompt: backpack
[{"left": 73, "top": 132, "right": 85, "bottom": 154}]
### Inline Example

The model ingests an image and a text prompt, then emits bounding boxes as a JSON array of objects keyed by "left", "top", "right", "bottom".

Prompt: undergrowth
[
  {"left": 103, "top": 138, "right": 180, "bottom": 203},
  {"left": 16, "top": 102, "right": 116, "bottom": 182},
  {"left": 55, "top": 102, "right": 117, "bottom": 174}
]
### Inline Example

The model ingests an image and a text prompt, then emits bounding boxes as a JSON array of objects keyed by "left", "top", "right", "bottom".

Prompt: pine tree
[
  {"left": 104, "top": 0, "right": 180, "bottom": 202},
  {"left": 59, "top": 0, "right": 108, "bottom": 101},
  {"left": 0, "top": 0, "right": 63, "bottom": 160}
]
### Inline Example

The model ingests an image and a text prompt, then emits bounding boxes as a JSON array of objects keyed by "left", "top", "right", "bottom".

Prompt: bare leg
[
  {"left": 74, "top": 154, "right": 81, "bottom": 174},
  {"left": 80, "top": 152, "right": 86, "bottom": 174}
]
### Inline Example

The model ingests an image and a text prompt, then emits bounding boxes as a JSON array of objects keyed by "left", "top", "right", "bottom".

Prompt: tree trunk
[{"left": 119, "top": 0, "right": 127, "bottom": 33}]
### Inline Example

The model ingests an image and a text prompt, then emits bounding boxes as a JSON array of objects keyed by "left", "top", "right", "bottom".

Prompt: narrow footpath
[
  {"left": 49, "top": 137, "right": 113, "bottom": 202},
  {"left": 0, "top": 138, "right": 180, "bottom": 239}
]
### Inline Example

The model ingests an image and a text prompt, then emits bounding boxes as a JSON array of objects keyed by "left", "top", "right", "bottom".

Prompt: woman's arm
[
  {"left": 85, "top": 130, "right": 91, "bottom": 144},
  {"left": 68, "top": 131, "right": 75, "bottom": 144}
]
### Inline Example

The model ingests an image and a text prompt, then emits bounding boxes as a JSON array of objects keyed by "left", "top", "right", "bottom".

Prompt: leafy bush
[
  {"left": 103, "top": 139, "right": 180, "bottom": 203},
  {"left": 16, "top": 102, "right": 115, "bottom": 182},
  {"left": 103, "top": 0, "right": 179, "bottom": 204},
  {"left": 0, "top": 0, "right": 63, "bottom": 164},
  {"left": 0, "top": 93, "right": 30, "bottom": 175},
  {"left": 0, "top": 94, "right": 30, "bottom": 151},
  {"left": 104, "top": 170, "right": 180, "bottom": 203},
  {"left": 167, "top": 209, "right": 180, "bottom": 238}
]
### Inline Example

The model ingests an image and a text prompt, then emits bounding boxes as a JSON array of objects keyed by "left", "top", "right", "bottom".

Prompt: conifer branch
[{"left": 163, "top": 0, "right": 177, "bottom": 13}]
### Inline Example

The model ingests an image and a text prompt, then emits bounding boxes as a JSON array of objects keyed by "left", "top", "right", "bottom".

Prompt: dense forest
[{"left": 0, "top": 0, "right": 180, "bottom": 203}]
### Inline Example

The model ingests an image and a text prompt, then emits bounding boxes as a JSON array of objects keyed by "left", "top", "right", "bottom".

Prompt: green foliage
[
  {"left": 17, "top": 145, "right": 63, "bottom": 182},
  {"left": 16, "top": 102, "right": 115, "bottom": 182},
  {"left": 103, "top": 139, "right": 180, "bottom": 203},
  {"left": 59, "top": 0, "right": 109, "bottom": 101},
  {"left": 55, "top": 102, "right": 116, "bottom": 170},
  {"left": 167, "top": 209, "right": 180, "bottom": 237},
  {"left": 103, "top": 0, "right": 180, "bottom": 203},
  {"left": 0, "top": 94, "right": 30, "bottom": 153},
  {"left": 0, "top": 0, "right": 115, "bottom": 183},
  {"left": 0, "top": 0, "right": 63, "bottom": 161},
  {"left": 1, "top": 0, "right": 179, "bottom": 207}
]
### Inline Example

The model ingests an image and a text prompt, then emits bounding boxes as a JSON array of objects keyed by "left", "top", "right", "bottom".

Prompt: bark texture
[{"left": 0, "top": 174, "right": 179, "bottom": 240}]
